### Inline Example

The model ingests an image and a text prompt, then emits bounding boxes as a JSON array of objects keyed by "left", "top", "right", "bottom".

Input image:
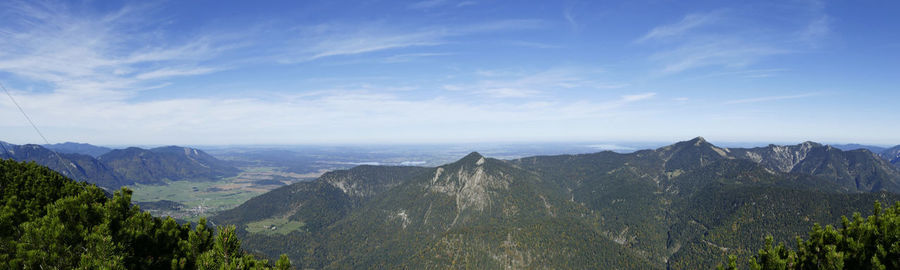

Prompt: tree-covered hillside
[
  {"left": 214, "top": 138, "right": 900, "bottom": 269},
  {"left": 99, "top": 146, "right": 240, "bottom": 185},
  {"left": 719, "top": 201, "right": 900, "bottom": 269},
  {"left": 0, "top": 159, "right": 290, "bottom": 269},
  {"left": 0, "top": 141, "right": 240, "bottom": 189},
  {"left": 42, "top": 142, "right": 113, "bottom": 157},
  {"left": 0, "top": 142, "right": 126, "bottom": 188}
]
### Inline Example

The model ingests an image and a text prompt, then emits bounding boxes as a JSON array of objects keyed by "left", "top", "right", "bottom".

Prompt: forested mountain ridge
[
  {"left": 0, "top": 141, "right": 239, "bottom": 188},
  {"left": 214, "top": 138, "right": 900, "bottom": 269},
  {"left": 42, "top": 142, "right": 112, "bottom": 157},
  {"left": 830, "top": 143, "right": 887, "bottom": 153},
  {"left": 822, "top": 143, "right": 900, "bottom": 168},
  {"left": 0, "top": 142, "right": 125, "bottom": 188},
  {"left": 729, "top": 142, "right": 900, "bottom": 192},
  {"left": 216, "top": 152, "right": 657, "bottom": 268},
  {"left": 100, "top": 146, "right": 240, "bottom": 185}
]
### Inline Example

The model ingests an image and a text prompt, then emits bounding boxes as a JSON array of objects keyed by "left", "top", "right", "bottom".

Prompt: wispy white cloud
[
  {"left": 652, "top": 38, "right": 788, "bottom": 74},
  {"left": 303, "top": 30, "right": 445, "bottom": 60},
  {"left": 798, "top": 15, "right": 829, "bottom": 46},
  {"left": 481, "top": 88, "right": 540, "bottom": 98},
  {"left": 378, "top": 52, "right": 455, "bottom": 63},
  {"left": 0, "top": 1, "right": 237, "bottom": 100},
  {"left": 285, "top": 19, "right": 544, "bottom": 62},
  {"left": 0, "top": 85, "right": 660, "bottom": 144},
  {"left": 636, "top": 11, "right": 722, "bottom": 43},
  {"left": 135, "top": 67, "right": 222, "bottom": 80},
  {"left": 409, "top": 0, "right": 451, "bottom": 9},
  {"left": 622, "top": 93, "right": 656, "bottom": 102},
  {"left": 723, "top": 93, "right": 820, "bottom": 104},
  {"left": 507, "top": 40, "right": 562, "bottom": 49},
  {"left": 563, "top": 5, "right": 579, "bottom": 31},
  {"left": 639, "top": 3, "right": 831, "bottom": 75},
  {"left": 442, "top": 67, "right": 627, "bottom": 99},
  {"left": 682, "top": 69, "right": 788, "bottom": 82}
]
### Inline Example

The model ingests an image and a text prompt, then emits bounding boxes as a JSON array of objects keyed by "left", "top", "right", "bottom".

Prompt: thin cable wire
[{"left": 1, "top": 81, "right": 79, "bottom": 180}]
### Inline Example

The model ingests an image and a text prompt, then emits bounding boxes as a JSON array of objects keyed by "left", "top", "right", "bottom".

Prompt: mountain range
[
  {"left": 830, "top": 143, "right": 900, "bottom": 168},
  {"left": 42, "top": 142, "right": 113, "bottom": 157},
  {"left": 212, "top": 137, "right": 900, "bottom": 269},
  {"left": 0, "top": 141, "right": 238, "bottom": 188}
]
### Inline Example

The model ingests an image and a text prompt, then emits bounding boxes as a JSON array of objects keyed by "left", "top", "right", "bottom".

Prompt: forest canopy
[
  {"left": 0, "top": 159, "right": 291, "bottom": 269},
  {"left": 720, "top": 201, "right": 900, "bottom": 270}
]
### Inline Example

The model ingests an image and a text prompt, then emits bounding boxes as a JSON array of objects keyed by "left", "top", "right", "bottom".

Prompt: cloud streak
[
  {"left": 639, "top": 4, "right": 831, "bottom": 75},
  {"left": 0, "top": 1, "right": 238, "bottom": 101},
  {"left": 636, "top": 11, "right": 722, "bottom": 43},
  {"left": 0, "top": 87, "right": 660, "bottom": 144},
  {"left": 724, "top": 93, "right": 820, "bottom": 104},
  {"left": 652, "top": 38, "right": 787, "bottom": 74},
  {"left": 442, "top": 67, "right": 628, "bottom": 99},
  {"left": 286, "top": 19, "right": 544, "bottom": 62}
]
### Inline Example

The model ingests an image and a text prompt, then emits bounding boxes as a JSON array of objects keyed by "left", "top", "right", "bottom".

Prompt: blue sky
[{"left": 1, "top": 0, "right": 898, "bottom": 145}]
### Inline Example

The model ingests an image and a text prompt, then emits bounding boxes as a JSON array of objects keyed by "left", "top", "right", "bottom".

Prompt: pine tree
[{"left": 721, "top": 201, "right": 900, "bottom": 270}]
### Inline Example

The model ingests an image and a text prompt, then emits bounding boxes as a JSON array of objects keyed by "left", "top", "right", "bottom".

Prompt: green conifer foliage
[
  {"left": 0, "top": 159, "right": 291, "bottom": 269},
  {"left": 721, "top": 201, "right": 900, "bottom": 269}
]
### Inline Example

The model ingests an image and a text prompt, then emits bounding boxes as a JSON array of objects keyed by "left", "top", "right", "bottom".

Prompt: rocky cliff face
[
  {"left": 320, "top": 165, "right": 431, "bottom": 199},
  {"left": 882, "top": 145, "right": 900, "bottom": 167},
  {"left": 729, "top": 142, "right": 900, "bottom": 192},
  {"left": 731, "top": 141, "right": 821, "bottom": 172},
  {"left": 427, "top": 152, "right": 512, "bottom": 213}
]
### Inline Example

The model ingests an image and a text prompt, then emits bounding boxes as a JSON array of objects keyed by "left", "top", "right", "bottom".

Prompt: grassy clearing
[
  {"left": 245, "top": 217, "right": 306, "bottom": 235},
  {"left": 129, "top": 179, "right": 261, "bottom": 210},
  {"left": 128, "top": 179, "right": 266, "bottom": 220},
  {"left": 128, "top": 167, "right": 313, "bottom": 220},
  {"left": 240, "top": 166, "right": 284, "bottom": 173}
]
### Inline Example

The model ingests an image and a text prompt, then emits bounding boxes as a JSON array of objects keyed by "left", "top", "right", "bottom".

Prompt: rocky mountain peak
[
  {"left": 428, "top": 152, "right": 513, "bottom": 214},
  {"left": 444, "top": 151, "right": 488, "bottom": 169},
  {"left": 459, "top": 151, "right": 484, "bottom": 162},
  {"left": 690, "top": 136, "right": 708, "bottom": 145},
  {"left": 800, "top": 141, "right": 823, "bottom": 149}
]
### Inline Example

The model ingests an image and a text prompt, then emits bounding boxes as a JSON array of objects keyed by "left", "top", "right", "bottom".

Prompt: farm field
[{"left": 129, "top": 167, "right": 317, "bottom": 221}]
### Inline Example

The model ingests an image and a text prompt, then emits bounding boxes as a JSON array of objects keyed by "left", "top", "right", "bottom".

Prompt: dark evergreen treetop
[
  {"left": 719, "top": 201, "right": 900, "bottom": 270},
  {"left": 0, "top": 159, "right": 290, "bottom": 269}
]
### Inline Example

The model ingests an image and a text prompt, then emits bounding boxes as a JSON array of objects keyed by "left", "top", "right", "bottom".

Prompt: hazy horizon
[{"left": 3, "top": 137, "right": 896, "bottom": 152}]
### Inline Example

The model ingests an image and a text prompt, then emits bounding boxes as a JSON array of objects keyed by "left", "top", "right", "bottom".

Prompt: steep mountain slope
[
  {"left": 99, "top": 146, "right": 240, "bottom": 184},
  {"left": 882, "top": 145, "right": 900, "bottom": 167},
  {"left": 42, "top": 142, "right": 112, "bottom": 157},
  {"left": 1, "top": 141, "right": 240, "bottom": 188},
  {"left": 0, "top": 142, "right": 125, "bottom": 188},
  {"left": 215, "top": 153, "right": 657, "bottom": 269},
  {"left": 661, "top": 158, "right": 898, "bottom": 267},
  {"left": 214, "top": 165, "right": 431, "bottom": 229},
  {"left": 730, "top": 142, "right": 900, "bottom": 192},
  {"left": 214, "top": 138, "right": 900, "bottom": 269}
]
